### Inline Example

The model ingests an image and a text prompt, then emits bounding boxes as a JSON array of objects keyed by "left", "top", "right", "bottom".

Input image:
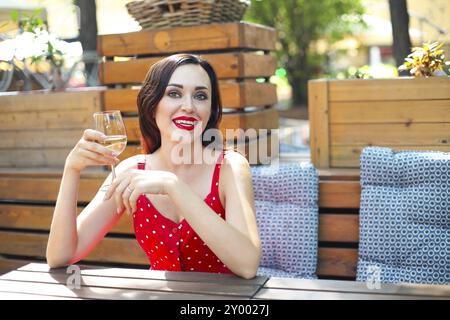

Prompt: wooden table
[{"left": 0, "top": 263, "right": 448, "bottom": 300}]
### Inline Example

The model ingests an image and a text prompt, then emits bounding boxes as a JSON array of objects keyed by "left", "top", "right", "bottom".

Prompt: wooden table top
[{"left": 0, "top": 263, "right": 448, "bottom": 300}]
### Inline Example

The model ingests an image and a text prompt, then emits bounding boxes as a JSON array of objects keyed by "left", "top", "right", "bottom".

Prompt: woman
[{"left": 46, "top": 54, "right": 261, "bottom": 279}]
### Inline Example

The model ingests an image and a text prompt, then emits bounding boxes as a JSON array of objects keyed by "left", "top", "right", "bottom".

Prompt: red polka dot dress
[{"left": 133, "top": 150, "right": 232, "bottom": 274}]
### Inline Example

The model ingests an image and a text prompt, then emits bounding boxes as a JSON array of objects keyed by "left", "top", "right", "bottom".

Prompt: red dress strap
[{"left": 137, "top": 156, "right": 146, "bottom": 170}]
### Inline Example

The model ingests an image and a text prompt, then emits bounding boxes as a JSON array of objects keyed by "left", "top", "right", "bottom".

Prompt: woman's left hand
[{"left": 103, "top": 169, "right": 178, "bottom": 215}]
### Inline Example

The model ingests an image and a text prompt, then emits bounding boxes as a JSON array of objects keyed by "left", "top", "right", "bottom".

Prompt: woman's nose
[{"left": 180, "top": 96, "right": 195, "bottom": 112}]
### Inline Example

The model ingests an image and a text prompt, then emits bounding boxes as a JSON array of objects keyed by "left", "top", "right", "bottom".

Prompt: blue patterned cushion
[
  {"left": 357, "top": 147, "right": 450, "bottom": 284},
  {"left": 251, "top": 162, "right": 319, "bottom": 279}
]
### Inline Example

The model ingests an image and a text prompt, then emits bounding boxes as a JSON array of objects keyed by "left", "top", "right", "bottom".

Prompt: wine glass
[{"left": 93, "top": 110, "right": 127, "bottom": 190}]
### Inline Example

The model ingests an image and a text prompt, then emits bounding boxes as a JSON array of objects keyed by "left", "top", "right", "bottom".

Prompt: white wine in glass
[{"left": 93, "top": 110, "right": 127, "bottom": 189}]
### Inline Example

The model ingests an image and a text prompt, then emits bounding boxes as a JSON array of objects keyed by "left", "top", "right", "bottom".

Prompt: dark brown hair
[{"left": 137, "top": 54, "right": 223, "bottom": 154}]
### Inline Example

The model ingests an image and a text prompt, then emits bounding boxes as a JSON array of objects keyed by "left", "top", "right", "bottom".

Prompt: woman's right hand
[{"left": 65, "top": 129, "right": 120, "bottom": 173}]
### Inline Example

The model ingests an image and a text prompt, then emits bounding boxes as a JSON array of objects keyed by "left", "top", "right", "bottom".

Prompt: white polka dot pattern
[
  {"left": 251, "top": 162, "right": 319, "bottom": 279},
  {"left": 356, "top": 147, "right": 450, "bottom": 285}
]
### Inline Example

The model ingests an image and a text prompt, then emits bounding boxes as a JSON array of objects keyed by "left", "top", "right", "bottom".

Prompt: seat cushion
[
  {"left": 357, "top": 147, "right": 449, "bottom": 284},
  {"left": 251, "top": 162, "right": 319, "bottom": 279}
]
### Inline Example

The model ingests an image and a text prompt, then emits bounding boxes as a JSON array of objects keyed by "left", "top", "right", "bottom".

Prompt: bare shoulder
[{"left": 221, "top": 150, "right": 251, "bottom": 180}]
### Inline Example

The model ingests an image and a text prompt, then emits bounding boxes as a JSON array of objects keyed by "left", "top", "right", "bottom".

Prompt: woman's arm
[
  {"left": 167, "top": 151, "right": 261, "bottom": 279},
  {"left": 46, "top": 130, "right": 135, "bottom": 268}
]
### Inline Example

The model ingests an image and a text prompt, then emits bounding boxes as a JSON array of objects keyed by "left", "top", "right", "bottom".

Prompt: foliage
[
  {"left": 10, "top": 9, "right": 67, "bottom": 69},
  {"left": 398, "top": 42, "right": 450, "bottom": 77},
  {"left": 329, "top": 64, "right": 399, "bottom": 80},
  {"left": 244, "top": 0, "right": 366, "bottom": 104}
]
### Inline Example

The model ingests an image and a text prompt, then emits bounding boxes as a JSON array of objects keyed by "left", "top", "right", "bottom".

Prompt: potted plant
[
  {"left": 398, "top": 42, "right": 450, "bottom": 77},
  {"left": 10, "top": 8, "right": 70, "bottom": 90},
  {"left": 308, "top": 42, "right": 450, "bottom": 169}
]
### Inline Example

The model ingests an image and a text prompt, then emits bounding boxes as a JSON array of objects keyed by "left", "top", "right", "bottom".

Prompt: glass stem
[{"left": 111, "top": 164, "right": 116, "bottom": 183}]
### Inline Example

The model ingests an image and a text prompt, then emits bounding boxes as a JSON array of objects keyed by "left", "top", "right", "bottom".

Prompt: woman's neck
[{"left": 155, "top": 139, "right": 205, "bottom": 173}]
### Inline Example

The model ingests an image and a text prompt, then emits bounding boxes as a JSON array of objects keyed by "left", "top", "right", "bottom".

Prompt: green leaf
[{"left": 10, "top": 10, "right": 19, "bottom": 22}]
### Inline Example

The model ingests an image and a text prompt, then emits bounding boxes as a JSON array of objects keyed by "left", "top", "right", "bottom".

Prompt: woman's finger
[
  {"left": 129, "top": 183, "right": 142, "bottom": 214},
  {"left": 78, "top": 147, "right": 118, "bottom": 167},
  {"left": 115, "top": 176, "right": 133, "bottom": 214},
  {"left": 83, "top": 129, "right": 106, "bottom": 142},
  {"left": 80, "top": 140, "right": 118, "bottom": 160}
]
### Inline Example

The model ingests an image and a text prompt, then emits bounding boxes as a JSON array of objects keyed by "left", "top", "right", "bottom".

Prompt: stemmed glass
[{"left": 93, "top": 110, "right": 127, "bottom": 190}]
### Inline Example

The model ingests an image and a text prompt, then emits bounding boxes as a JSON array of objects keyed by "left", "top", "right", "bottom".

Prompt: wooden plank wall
[
  {"left": 308, "top": 78, "right": 450, "bottom": 169},
  {"left": 0, "top": 90, "right": 103, "bottom": 167},
  {"left": 97, "top": 22, "right": 280, "bottom": 163},
  {"left": 0, "top": 169, "right": 362, "bottom": 279}
]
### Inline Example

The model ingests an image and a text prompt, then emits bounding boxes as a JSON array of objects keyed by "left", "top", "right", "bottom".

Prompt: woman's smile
[{"left": 172, "top": 116, "right": 198, "bottom": 131}]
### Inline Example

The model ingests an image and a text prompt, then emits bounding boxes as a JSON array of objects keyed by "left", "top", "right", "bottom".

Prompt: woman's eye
[
  {"left": 195, "top": 93, "right": 208, "bottom": 100},
  {"left": 168, "top": 91, "right": 181, "bottom": 98}
]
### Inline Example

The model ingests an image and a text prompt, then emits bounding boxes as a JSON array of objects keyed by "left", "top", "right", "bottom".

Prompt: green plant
[
  {"left": 10, "top": 9, "right": 66, "bottom": 69},
  {"left": 398, "top": 42, "right": 450, "bottom": 77}
]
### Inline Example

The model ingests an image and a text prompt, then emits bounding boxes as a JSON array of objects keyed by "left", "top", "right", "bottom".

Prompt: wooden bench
[{"left": 0, "top": 167, "right": 360, "bottom": 280}]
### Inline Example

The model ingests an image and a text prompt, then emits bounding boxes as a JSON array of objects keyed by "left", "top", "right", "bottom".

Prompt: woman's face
[{"left": 155, "top": 64, "right": 212, "bottom": 145}]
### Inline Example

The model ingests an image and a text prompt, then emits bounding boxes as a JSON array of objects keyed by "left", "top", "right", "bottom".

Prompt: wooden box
[
  {"left": 308, "top": 77, "right": 450, "bottom": 169},
  {"left": 0, "top": 89, "right": 102, "bottom": 167}
]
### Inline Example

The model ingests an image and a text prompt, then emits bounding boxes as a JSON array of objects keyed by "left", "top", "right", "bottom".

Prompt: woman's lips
[{"left": 172, "top": 119, "right": 196, "bottom": 131}]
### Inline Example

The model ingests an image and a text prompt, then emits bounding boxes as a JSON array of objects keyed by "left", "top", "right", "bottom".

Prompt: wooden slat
[
  {"left": 330, "top": 145, "right": 450, "bottom": 168},
  {"left": 0, "top": 290, "right": 81, "bottom": 300},
  {"left": 329, "top": 100, "right": 450, "bottom": 124},
  {"left": 317, "top": 248, "right": 358, "bottom": 278},
  {"left": 99, "top": 53, "right": 276, "bottom": 84},
  {"left": 123, "top": 108, "right": 279, "bottom": 143},
  {"left": 319, "top": 181, "right": 360, "bottom": 209},
  {"left": 98, "top": 22, "right": 276, "bottom": 56},
  {"left": 0, "top": 257, "right": 33, "bottom": 276},
  {"left": 330, "top": 123, "right": 450, "bottom": 146},
  {"left": 0, "top": 130, "right": 82, "bottom": 149},
  {"left": 0, "top": 148, "right": 72, "bottom": 167},
  {"left": 0, "top": 176, "right": 102, "bottom": 202},
  {"left": 327, "top": 77, "right": 450, "bottom": 102},
  {"left": 0, "top": 109, "right": 95, "bottom": 131},
  {"left": 0, "top": 231, "right": 148, "bottom": 265},
  {"left": 0, "top": 88, "right": 102, "bottom": 113},
  {"left": 319, "top": 214, "right": 359, "bottom": 243},
  {"left": 0, "top": 279, "right": 239, "bottom": 300},
  {"left": 308, "top": 79, "right": 330, "bottom": 168},
  {"left": 317, "top": 169, "right": 360, "bottom": 181},
  {"left": 0, "top": 204, "right": 133, "bottom": 234},
  {"left": 253, "top": 288, "right": 436, "bottom": 300},
  {"left": 102, "top": 82, "right": 277, "bottom": 111}
]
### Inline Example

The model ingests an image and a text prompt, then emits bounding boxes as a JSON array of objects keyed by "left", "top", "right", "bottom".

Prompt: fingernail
[{"left": 117, "top": 208, "right": 121, "bottom": 214}]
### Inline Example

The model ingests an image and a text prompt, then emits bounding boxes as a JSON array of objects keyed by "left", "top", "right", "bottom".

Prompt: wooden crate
[
  {"left": 0, "top": 89, "right": 102, "bottom": 168},
  {"left": 308, "top": 77, "right": 450, "bottom": 169},
  {"left": 97, "top": 22, "right": 279, "bottom": 163}
]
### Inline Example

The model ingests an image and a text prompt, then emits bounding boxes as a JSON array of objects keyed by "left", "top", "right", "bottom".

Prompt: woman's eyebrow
[{"left": 167, "top": 83, "right": 209, "bottom": 90}]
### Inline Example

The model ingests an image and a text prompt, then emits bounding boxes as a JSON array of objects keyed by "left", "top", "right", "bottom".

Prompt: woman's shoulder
[
  {"left": 222, "top": 149, "right": 251, "bottom": 174},
  {"left": 223, "top": 149, "right": 249, "bottom": 165}
]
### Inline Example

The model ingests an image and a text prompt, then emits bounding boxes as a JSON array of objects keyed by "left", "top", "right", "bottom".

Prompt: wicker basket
[{"left": 126, "top": 0, "right": 250, "bottom": 30}]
